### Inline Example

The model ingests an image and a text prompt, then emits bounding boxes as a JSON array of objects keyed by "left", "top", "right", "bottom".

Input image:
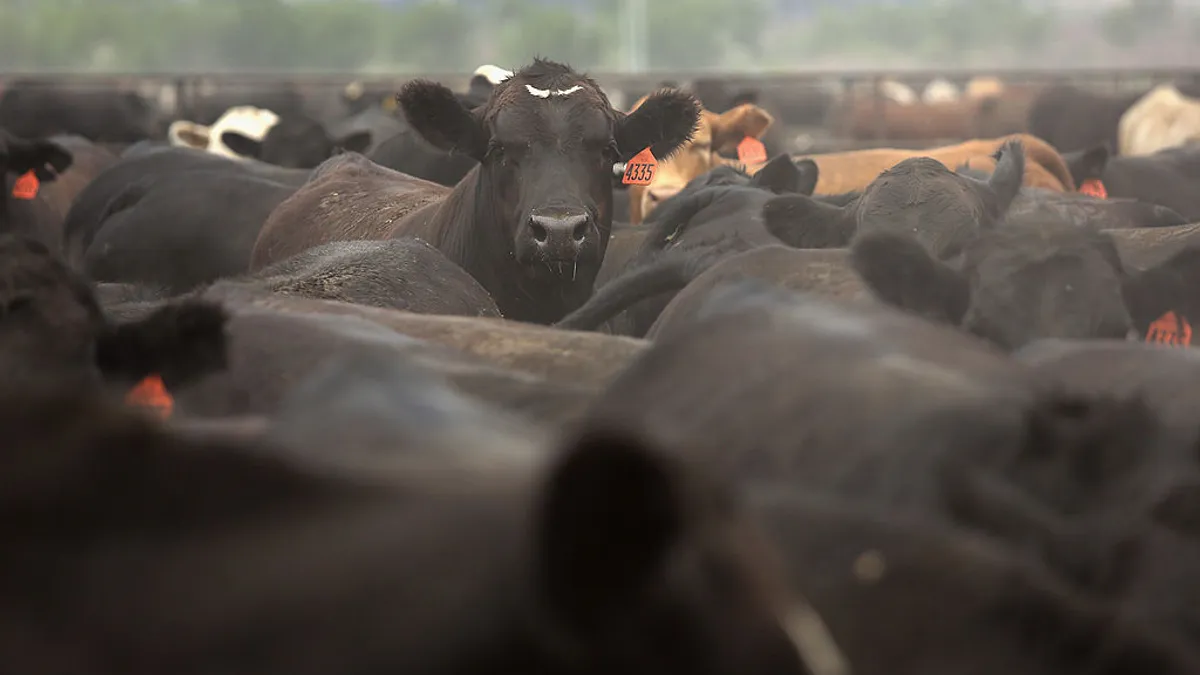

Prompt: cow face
[
  {"left": 398, "top": 58, "right": 700, "bottom": 284},
  {"left": 627, "top": 100, "right": 774, "bottom": 223}
]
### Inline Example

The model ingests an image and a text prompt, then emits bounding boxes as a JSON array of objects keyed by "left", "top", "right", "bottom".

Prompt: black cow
[
  {"left": 0, "top": 370, "right": 816, "bottom": 675},
  {"left": 1064, "top": 143, "right": 1200, "bottom": 222},
  {"left": 0, "top": 79, "right": 162, "bottom": 143},
  {"left": 763, "top": 140, "right": 1025, "bottom": 256},
  {"left": 368, "top": 127, "right": 479, "bottom": 187},
  {"left": 756, "top": 490, "right": 1200, "bottom": 675},
  {"left": 221, "top": 114, "right": 374, "bottom": 169},
  {"left": 61, "top": 146, "right": 309, "bottom": 267},
  {"left": 584, "top": 284, "right": 1200, "bottom": 645},
  {"left": 1026, "top": 85, "right": 1144, "bottom": 155},
  {"left": 843, "top": 218, "right": 1200, "bottom": 350},
  {"left": 390, "top": 58, "right": 701, "bottom": 324},
  {"left": 83, "top": 168, "right": 299, "bottom": 294},
  {"left": 565, "top": 155, "right": 819, "bottom": 336}
]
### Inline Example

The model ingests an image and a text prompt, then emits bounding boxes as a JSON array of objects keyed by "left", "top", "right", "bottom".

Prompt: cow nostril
[
  {"left": 530, "top": 219, "right": 548, "bottom": 243},
  {"left": 572, "top": 220, "right": 588, "bottom": 242}
]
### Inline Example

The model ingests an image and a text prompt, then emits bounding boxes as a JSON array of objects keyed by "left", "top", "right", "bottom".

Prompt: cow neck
[{"left": 426, "top": 165, "right": 595, "bottom": 324}]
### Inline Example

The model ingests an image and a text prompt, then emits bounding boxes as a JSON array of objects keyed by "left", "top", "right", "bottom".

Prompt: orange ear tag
[
  {"left": 1078, "top": 178, "right": 1107, "bottom": 199},
  {"left": 1145, "top": 311, "right": 1192, "bottom": 346},
  {"left": 736, "top": 136, "right": 768, "bottom": 164},
  {"left": 126, "top": 374, "right": 175, "bottom": 419},
  {"left": 621, "top": 147, "right": 657, "bottom": 186},
  {"left": 12, "top": 170, "right": 38, "bottom": 200}
]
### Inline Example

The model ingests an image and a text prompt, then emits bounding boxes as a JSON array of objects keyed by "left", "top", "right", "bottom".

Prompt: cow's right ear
[
  {"left": 850, "top": 231, "right": 970, "bottom": 325},
  {"left": 761, "top": 194, "right": 854, "bottom": 248},
  {"left": 397, "top": 80, "right": 489, "bottom": 161}
]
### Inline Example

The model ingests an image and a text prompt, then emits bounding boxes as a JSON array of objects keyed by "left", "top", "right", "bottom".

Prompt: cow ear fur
[
  {"left": 397, "top": 81, "right": 489, "bottom": 161},
  {"left": 762, "top": 194, "right": 854, "bottom": 249},
  {"left": 614, "top": 89, "right": 701, "bottom": 163}
]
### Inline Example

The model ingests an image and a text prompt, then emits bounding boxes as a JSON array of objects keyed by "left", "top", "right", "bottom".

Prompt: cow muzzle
[{"left": 528, "top": 206, "right": 590, "bottom": 263}]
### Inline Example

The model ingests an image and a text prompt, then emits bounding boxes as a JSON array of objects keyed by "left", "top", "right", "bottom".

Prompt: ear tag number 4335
[{"left": 622, "top": 148, "right": 657, "bottom": 186}]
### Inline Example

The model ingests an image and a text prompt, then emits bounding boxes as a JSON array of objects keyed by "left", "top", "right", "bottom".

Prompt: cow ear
[
  {"left": 397, "top": 80, "right": 489, "bottom": 161},
  {"left": 851, "top": 231, "right": 970, "bottom": 325},
  {"left": 334, "top": 130, "right": 373, "bottom": 154},
  {"left": 614, "top": 88, "right": 702, "bottom": 162},
  {"left": 220, "top": 131, "right": 263, "bottom": 159},
  {"left": 533, "top": 423, "right": 690, "bottom": 631},
  {"left": 761, "top": 193, "right": 854, "bottom": 248},
  {"left": 169, "top": 121, "right": 210, "bottom": 150},
  {"left": 982, "top": 139, "right": 1024, "bottom": 221},
  {"left": 708, "top": 103, "right": 773, "bottom": 154},
  {"left": 1064, "top": 144, "right": 1110, "bottom": 187},
  {"left": 7, "top": 139, "right": 72, "bottom": 181},
  {"left": 1120, "top": 245, "right": 1200, "bottom": 335},
  {"left": 750, "top": 156, "right": 817, "bottom": 196},
  {"left": 94, "top": 300, "right": 229, "bottom": 389}
]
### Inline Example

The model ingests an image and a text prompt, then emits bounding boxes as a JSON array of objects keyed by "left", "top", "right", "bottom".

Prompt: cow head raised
[
  {"left": 397, "top": 58, "right": 700, "bottom": 287},
  {"left": 627, "top": 98, "right": 774, "bottom": 224}
]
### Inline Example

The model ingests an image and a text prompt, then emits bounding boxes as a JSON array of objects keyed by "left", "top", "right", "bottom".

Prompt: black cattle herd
[{"left": 5, "top": 59, "right": 1200, "bottom": 675}]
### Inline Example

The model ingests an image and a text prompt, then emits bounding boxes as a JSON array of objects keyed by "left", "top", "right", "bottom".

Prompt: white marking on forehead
[{"left": 525, "top": 84, "right": 584, "bottom": 98}]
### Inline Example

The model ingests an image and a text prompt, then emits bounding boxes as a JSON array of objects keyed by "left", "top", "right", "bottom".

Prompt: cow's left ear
[
  {"left": 709, "top": 103, "right": 774, "bottom": 154},
  {"left": 614, "top": 89, "right": 701, "bottom": 163},
  {"left": 397, "top": 81, "right": 489, "bottom": 161},
  {"left": 7, "top": 138, "right": 72, "bottom": 182}
]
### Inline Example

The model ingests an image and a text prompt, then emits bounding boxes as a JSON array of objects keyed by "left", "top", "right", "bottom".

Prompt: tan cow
[
  {"left": 797, "top": 133, "right": 1076, "bottom": 194},
  {"left": 626, "top": 95, "right": 774, "bottom": 224},
  {"left": 1118, "top": 84, "right": 1200, "bottom": 156}
]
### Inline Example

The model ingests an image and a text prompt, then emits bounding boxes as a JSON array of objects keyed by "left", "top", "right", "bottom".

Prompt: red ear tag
[
  {"left": 12, "top": 170, "right": 38, "bottom": 200},
  {"left": 126, "top": 374, "right": 174, "bottom": 418},
  {"left": 736, "top": 136, "right": 767, "bottom": 164},
  {"left": 1078, "top": 178, "right": 1107, "bottom": 199},
  {"left": 1145, "top": 311, "right": 1192, "bottom": 346},
  {"left": 621, "top": 147, "right": 657, "bottom": 186}
]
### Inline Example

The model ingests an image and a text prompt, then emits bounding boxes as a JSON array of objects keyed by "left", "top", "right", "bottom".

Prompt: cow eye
[{"left": 486, "top": 141, "right": 505, "bottom": 162}]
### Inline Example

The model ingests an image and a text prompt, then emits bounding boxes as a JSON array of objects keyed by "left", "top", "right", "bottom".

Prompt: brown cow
[
  {"left": 800, "top": 134, "right": 1076, "bottom": 195},
  {"left": 252, "top": 59, "right": 701, "bottom": 324},
  {"left": 625, "top": 98, "right": 774, "bottom": 224}
]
